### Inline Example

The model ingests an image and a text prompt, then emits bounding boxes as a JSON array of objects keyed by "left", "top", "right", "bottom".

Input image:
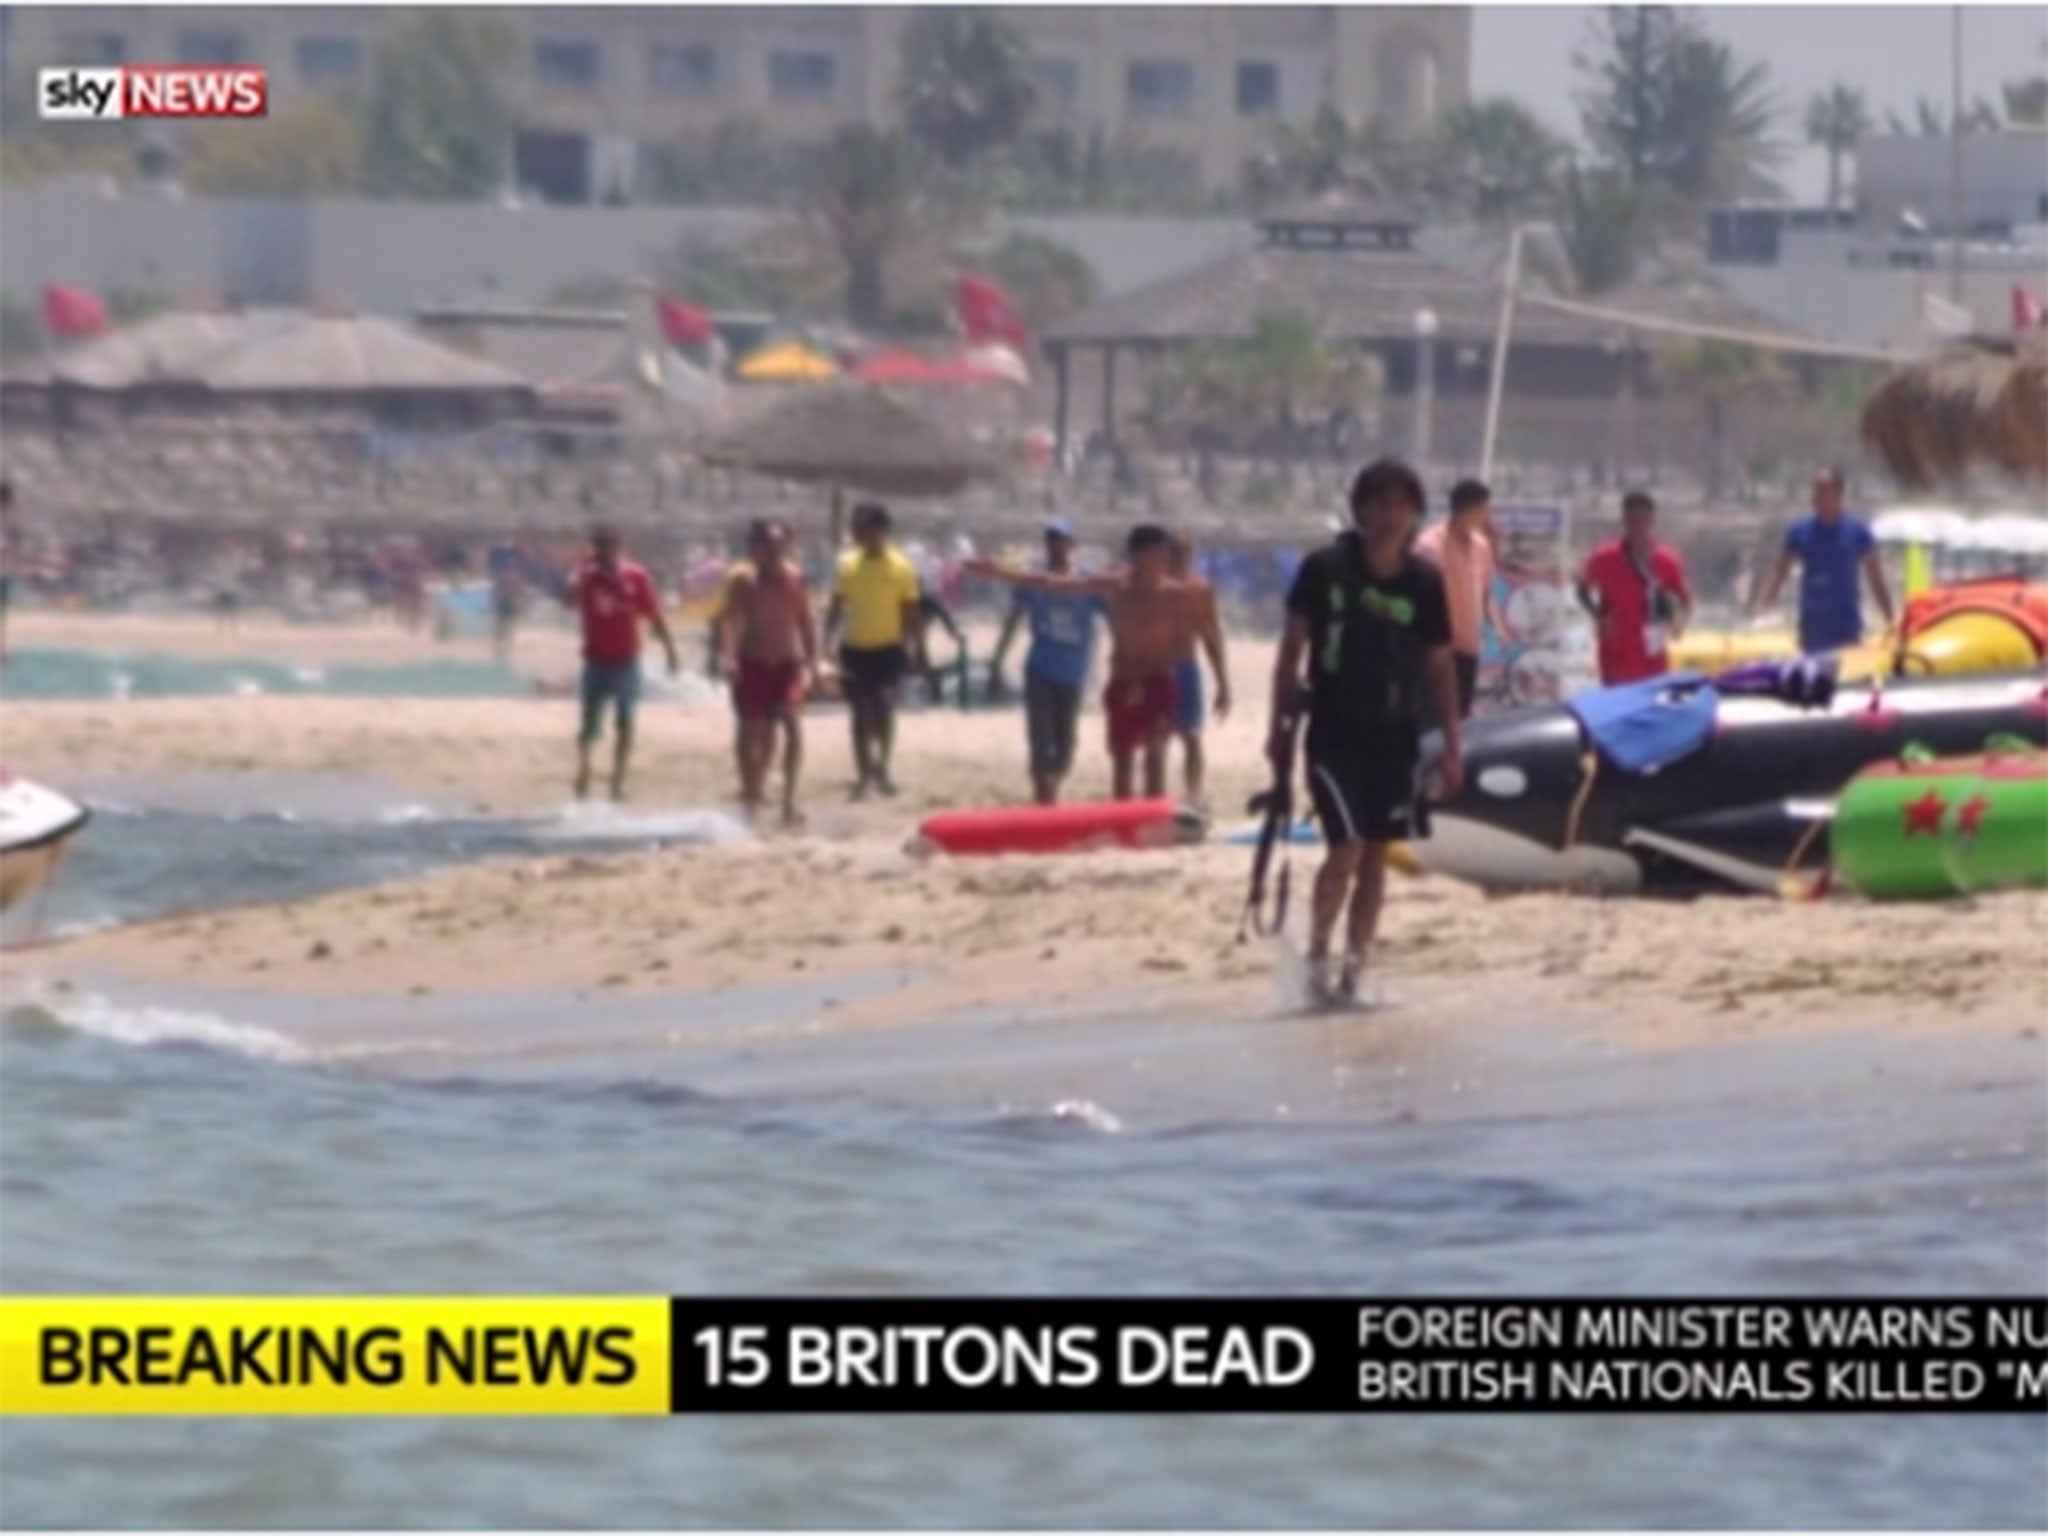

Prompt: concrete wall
[
  {"left": 1858, "top": 133, "right": 2048, "bottom": 232},
  {"left": 1716, "top": 228, "right": 2048, "bottom": 352},
  {"left": 0, "top": 182, "right": 1253, "bottom": 315}
]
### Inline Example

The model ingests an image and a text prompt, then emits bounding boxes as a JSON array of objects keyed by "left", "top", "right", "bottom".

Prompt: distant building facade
[
  {"left": 1700, "top": 131, "right": 2048, "bottom": 350},
  {"left": 1856, "top": 131, "right": 2048, "bottom": 237},
  {"left": 2, "top": 5, "right": 1471, "bottom": 202}
]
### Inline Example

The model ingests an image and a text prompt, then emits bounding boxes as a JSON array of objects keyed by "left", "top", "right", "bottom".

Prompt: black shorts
[
  {"left": 1304, "top": 725, "right": 1424, "bottom": 845},
  {"left": 840, "top": 643, "right": 908, "bottom": 697}
]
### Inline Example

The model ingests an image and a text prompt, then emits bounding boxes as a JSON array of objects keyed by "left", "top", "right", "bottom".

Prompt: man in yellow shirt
[{"left": 824, "top": 502, "right": 923, "bottom": 799}]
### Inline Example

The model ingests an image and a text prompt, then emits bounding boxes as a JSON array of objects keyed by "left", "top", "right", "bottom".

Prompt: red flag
[
  {"left": 658, "top": 297, "right": 714, "bottom": 349},
  {"left": 955, "top": 274, "right": 1028, "bottom": 350},
  {"left": 42, "top": 283, "right": 109, "bottom": 339},
  {"left": 2014, "top": 284, "right": 2045, "bottom": 333}
]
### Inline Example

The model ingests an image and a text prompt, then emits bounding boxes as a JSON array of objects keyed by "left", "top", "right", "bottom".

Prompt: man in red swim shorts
[
  {"left": 1104, "top": 670, "right": 1178, "bottom": 772},
  {"left": 970, "top": 524, "right": 1199, "bottom": 801},
  {"left": 716, "top": 519, "right": 820, "bottom": 825}
]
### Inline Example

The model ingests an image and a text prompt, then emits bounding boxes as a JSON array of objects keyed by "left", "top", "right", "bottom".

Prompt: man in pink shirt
[
  {"left": 567, "top": 524, "right": 679, "bottom": 801},
  {"left": 1412, "top": 479, "right": 1502, "bottom": 720}
]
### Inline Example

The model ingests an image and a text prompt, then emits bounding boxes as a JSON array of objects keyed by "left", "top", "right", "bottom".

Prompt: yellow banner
[{"left": 0, "top": 1297, "right": 669, "bottom": 1415}]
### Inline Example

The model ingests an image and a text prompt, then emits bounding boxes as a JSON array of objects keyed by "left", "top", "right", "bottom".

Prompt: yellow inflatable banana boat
[{"left": 1672, "top": 577, "right": 2048, "bottom": 680}]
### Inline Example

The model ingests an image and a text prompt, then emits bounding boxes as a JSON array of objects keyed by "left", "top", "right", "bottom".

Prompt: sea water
[
  {"left": 1, "top": 646, "right": 539, "bottom": 702},
  {"left": 2, "top": 791, "right": 2045, "bottom": 1528}
]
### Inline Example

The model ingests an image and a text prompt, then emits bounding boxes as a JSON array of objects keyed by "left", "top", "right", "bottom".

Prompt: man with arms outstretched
[
  {"left": 971, "top": 524, "right": 1198, "bottom": 801},
  {"left": 987, "top": 517, "right": 1103, "bottom": 805}
]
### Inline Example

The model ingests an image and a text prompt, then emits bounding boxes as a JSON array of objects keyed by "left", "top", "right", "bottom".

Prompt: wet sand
[{"left": 6, "top": 608, "right": 2044, "bottom": 1071}]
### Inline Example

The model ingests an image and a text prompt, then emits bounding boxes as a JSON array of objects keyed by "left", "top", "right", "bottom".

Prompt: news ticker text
[{"left": 3, "top": 1297, "right": 2041, "bottom": 1415}]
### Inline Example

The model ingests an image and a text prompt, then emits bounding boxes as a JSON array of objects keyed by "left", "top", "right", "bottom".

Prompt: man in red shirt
[
  {"left": 568, "top": 525, "right": 678, "bottom": 801},
  {"left": 1575, "top": 490, "right": 1692, "bottom": 687}
]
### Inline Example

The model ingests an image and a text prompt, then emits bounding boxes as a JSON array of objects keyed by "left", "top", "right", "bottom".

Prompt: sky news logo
[{"left": 38, "top": 65, "right": 269, "bottom": 121}]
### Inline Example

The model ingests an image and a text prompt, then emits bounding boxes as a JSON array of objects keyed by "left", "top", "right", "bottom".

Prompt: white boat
[{"left": 0, "top": 769, "right": 90, "bottom": 913}]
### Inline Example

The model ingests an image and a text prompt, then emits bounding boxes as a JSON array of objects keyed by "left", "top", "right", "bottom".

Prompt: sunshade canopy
[
  {"left": 735, "top": 337, "right": 840, "bottom": 383},
  {"left": 853, "top": 346, "right": 1027, "bottom": 387},
  {"left": 1862, "top": 329, "right": 2048, "bottom": 489},
  {"left": 697, "top": 381, "right": 999, "bottom": 498},
  {"left": 25, "top": 310, "right": 529, "bottom": 394}
]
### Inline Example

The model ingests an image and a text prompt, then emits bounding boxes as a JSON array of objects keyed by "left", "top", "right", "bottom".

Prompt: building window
[
  {"left": 60, "top": 31, "right": 128, "bottom": 64},
  {"left": 1235, "top": 60, "right": 1280, "bottom": 116},
  {"left": 767, "top": 50, "right": 836, "bottom": 103},
  {"left": 1126, "top": 59, "right": 1196, "bottom": 118},
  {"left": 650, "top": 42, "right": 719, "bottom": 97},
  {"left": 295, "top": 36, "right": 361, "bottom": 86},
  {"left": 534, "top": 39, "right": 602, "bottom": 90},
  {"left": 1034, "top": 56, "right": 1080, "bottom": 111},
  {"left": 177, "top": 29, "right": 247, "bottom": 65}
]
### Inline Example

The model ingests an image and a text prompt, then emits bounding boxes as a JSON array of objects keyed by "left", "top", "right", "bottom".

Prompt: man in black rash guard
[{"left": 1268, "top": 458, "right": 1464, "bottom": 1007}]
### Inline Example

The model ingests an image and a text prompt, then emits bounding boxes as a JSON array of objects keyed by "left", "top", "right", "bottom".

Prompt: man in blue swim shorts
[{"left": 1166, "top": 531, "right": 1232, "bottom": 806}]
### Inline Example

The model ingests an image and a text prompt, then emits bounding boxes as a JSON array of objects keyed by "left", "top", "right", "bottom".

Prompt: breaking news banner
[{"left": 1, "top": 1296, "right": 2043, "bottom": 1416}]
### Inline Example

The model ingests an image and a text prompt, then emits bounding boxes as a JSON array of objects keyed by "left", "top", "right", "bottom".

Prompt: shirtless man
[
  {"left": 970, "top": 524, "right": 1199, "bottom": 801},
  {"left": 716, "top": 519, "right": 820, "bottom": 825},
  {"left": 1165, "top": 532, "right": 1232, "bottom": 806}
]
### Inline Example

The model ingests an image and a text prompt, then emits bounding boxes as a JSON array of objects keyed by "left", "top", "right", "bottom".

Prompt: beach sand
[{"left": 6, "top": 608, "right": 2044, "bottom": 1059}]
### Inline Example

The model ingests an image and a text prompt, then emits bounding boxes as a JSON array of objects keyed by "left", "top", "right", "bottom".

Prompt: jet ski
[
  {"left": 1416, "top": 667, "right": 2048, "bottom": 896},
  {"left": 0, "top": 769, "right": 90, "bottom": 914}
]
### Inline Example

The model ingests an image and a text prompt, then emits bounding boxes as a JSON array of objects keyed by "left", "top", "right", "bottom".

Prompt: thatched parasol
[
  {"left": 697, "top": 381, "right": 999, "bottom": 499},
  {"left": 1862, "top": 328, "right": 2048, "bottom": 490}
]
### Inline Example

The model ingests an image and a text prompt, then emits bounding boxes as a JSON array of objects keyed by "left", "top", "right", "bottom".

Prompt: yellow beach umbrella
[{"left": 735, "top": 338, "right": 840, "bottom": 383}]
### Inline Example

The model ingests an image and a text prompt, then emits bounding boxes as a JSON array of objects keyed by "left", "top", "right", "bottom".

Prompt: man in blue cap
[{"left": 988, "top": 517, "right": 1105, "bottom": 804}]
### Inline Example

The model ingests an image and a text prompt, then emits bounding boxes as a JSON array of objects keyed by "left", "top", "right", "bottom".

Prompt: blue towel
[{"left": 1566, "top": 673, "right": 1719, "bottom": 776}]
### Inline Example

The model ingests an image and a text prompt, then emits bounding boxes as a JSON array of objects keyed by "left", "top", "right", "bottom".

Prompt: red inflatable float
[{"left": 915, "top": 798, "right": 1207, "bottom": 856}]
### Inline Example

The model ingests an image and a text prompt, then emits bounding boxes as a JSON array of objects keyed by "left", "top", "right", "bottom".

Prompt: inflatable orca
[{"left": 1416, "top": 669, "right": 2048, "bottom": 895}]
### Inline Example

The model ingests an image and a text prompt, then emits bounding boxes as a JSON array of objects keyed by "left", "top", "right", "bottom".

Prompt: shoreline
[
  {"left": 16, "top": 827, "right": 2044, "bottom": 1057},
  {"left": 6, "top": 607, "right": 2044, "bottom": 1102}
]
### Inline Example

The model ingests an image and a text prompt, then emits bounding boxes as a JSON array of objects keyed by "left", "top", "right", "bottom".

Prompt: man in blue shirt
[
  {"left": 989, "top": 518, "right": 1103, "bottom": 804},
  {"left": 1754, "top": 467, "right": 1894, "bottom": 655}
]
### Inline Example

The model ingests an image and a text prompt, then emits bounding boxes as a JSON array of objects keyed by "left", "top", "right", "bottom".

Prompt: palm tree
[
  {"left": 1240, "top": 102, "right": 1356, "bottom": 209},
  {"left": 1145, "top": 313, "right": 1374, "bottom": 463},
  {"left": 1885, "top": 96, "right": 2000, "bottom": 137},
  {"left": 1573, "top": 4, "right": 1693, "bottom": 189},
  {"left": 1658, "top": 340, "right": 1789, "bottom": 500},
  {"left": 897, "top": 9, "right": 1038, "bottom": 170},
  {"left": 2004, "top": 73, "right": 2048, "bottom": 128},
  {"left": 1659, "top": 34, "right": 1785, "bottom": 205},
  {"left": 1438, "top": 98, "right": 1568, "bottom": 223},
  {"left": 1142, "top": 343, "right": 1236, "bottom": 439},
  {"left": 1239, "top": 308, "right": 1330, "bottom": 433},
  {"left": 972, "top": 233, "right": 1098, "bottom": 332},
  {"left": 808, "top": 126, "right": 922, "bottom": 329},
  {"left": 360, "top": 11, "right": 514, "bottom": 200},
  {"left": 1803, "top": 83, "right": 1870, "bottom": 211},
  {"left": 1557, "top": 162, "right": 1656, "bottom": 297}
]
